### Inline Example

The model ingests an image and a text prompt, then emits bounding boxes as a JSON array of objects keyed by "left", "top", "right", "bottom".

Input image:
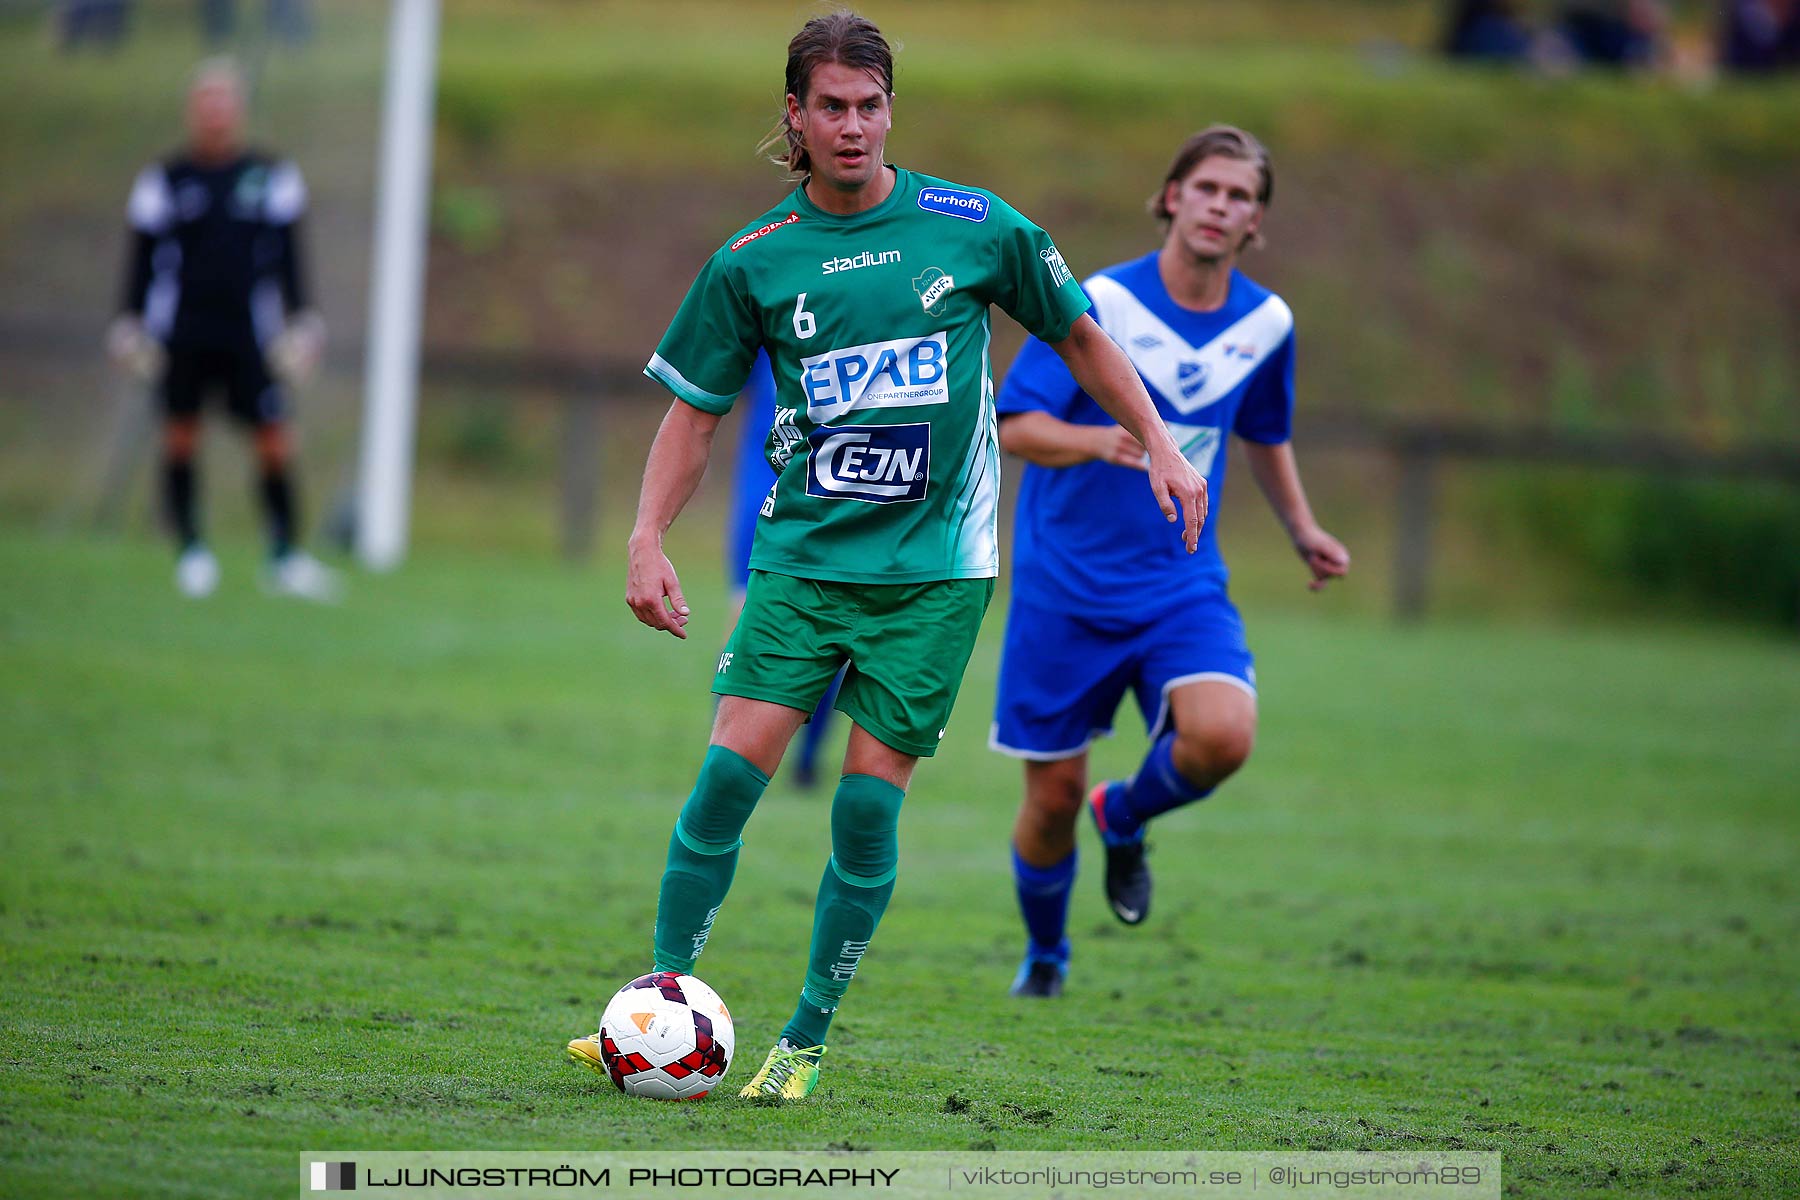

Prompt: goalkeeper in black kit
[{"left": 111, "top": 58, "right": 338, "bottom": 601}]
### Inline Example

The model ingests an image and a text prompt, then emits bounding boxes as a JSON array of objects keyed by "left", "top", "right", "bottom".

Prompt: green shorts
[{"left": 715, "top": 570, "right": 996, "bottom": 758}]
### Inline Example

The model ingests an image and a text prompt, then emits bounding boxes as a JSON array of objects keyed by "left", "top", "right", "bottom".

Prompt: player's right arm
[
  {"left": 627, "top": 401, "right": 725, "bottom": 639},
  {"left": 632, "top": 245, "right": 759, "bottom": 638},
  {"left": 998, "top": 412, "right": 1145, "bottom": 469},
  {"left": 109, "top": 164, "right": 169, "bottom": 376},
  {"left": 118, "top": 164, "right": 166, "bottom": 318}
]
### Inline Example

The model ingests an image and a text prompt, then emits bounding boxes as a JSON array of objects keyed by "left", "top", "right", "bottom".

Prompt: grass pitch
[{"left": 1, "top": 528, "right": 1796, "bottom": 1198}]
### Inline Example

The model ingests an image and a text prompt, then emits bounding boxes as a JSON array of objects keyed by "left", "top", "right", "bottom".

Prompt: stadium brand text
[
  {"left": 822, "top": 249, "right": 901, "bottom": 275},
  {"left": 829, "top": 938, "right": 872, "bottom": 983},
  {"left": 805, "top": 424, "right": 930, "bottom": 505},
  {"left": 917, "top": 186, "right": 989, "bottom": 222},
  {"left": 690, "top": 904, "right": 721, "bottom": 959},
  {"left": 728, "top": 212, "right": 800, "bottom": 252},
  {"left": 800, "top": 333, "right": 949, "bottom": 422}
]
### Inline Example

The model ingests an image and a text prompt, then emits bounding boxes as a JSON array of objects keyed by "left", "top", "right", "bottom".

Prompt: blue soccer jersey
[{"left": 999, "top": 254, "right": 1295, "bottom": 616}]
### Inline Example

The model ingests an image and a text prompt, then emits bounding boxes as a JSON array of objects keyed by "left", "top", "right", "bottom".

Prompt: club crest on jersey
[
  {"left": 1039, "top": 245, "right": 1074, "bottom": 287},
  {"left": 799, "top": 332, "right": 949, "bottom": 423},
  {"left": 805, "top": 423, "right": 930, "bottom": 505},
  {"left": 913, "top": 267, "right": 956, "bottom": 315},
  {"left": 230, "top": 165, "right": 269, "bottom": 217},
  {"left": 1177, "top": 360, "right": 1210, "bottom": 399},
  {"left": 917, "top": 186, "right": 988, "bottom": 222}
]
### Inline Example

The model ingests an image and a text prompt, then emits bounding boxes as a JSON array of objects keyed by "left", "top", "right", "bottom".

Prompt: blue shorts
[{"left": 988, "top": 592, "right": 1256, "bottom": 760}]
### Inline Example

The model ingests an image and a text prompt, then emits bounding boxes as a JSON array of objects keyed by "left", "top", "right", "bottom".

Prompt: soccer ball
[{"left": 597, "top": 972, "right": 735, "bottom": 1100}]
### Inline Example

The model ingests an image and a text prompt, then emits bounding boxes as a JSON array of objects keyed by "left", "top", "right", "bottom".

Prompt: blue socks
[
  {"left": 1012, "top": 846, "right": 1075, "bottom": 965},
  {"left": 1101, "top": 731, "right": 1213, "bottom": 844}
]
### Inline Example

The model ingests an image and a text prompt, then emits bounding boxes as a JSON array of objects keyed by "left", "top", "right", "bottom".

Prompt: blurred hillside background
[{"left": 2, "top": 0, "right": 1797, "bottom": 629}]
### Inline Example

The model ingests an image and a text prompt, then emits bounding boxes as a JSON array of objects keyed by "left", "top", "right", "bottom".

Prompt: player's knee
[
  {"left": 1031, "top": 777, "right": 1086, "bottom": 825},
  {"left": 1174, "top": 721, "right": 1254, "bottom": 783},
  {"left": 163, "top": 419, "right": 199, "bottom": 461},
  {"left": 830, "top": 774, "right": 904, "bottom": 879},
  {"left": 254, "top": 424, "right": 290, "bottom": 471}
]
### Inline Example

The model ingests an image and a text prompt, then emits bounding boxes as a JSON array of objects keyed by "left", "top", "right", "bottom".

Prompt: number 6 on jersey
[{"left": 793, "top": 293, "right": 816, "bottom": 340}]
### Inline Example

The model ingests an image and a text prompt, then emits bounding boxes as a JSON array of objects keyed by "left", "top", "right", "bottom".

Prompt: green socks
[
  {"left": 781, "top": 773, "right": 904, "bottom": 1048},
  {"left": 650, "top": 756, "right": 906, "bottom": 1049},
  {"left": 651, "top": 745, "right": 769, "bottom": 974}
]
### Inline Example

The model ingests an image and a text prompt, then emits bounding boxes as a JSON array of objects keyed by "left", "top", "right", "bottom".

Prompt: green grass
[{"left": 1, "top": 525, "right": 1796, "bottom": 1198}]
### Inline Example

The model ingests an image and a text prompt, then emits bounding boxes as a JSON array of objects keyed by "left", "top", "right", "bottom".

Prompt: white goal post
[{"left": 355, "top": 0, "right": 439, "bottom": 570}]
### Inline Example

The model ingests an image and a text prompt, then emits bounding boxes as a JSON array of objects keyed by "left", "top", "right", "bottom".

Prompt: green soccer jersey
[{"left": 646, "top": 167, "right": 1091, "bottom": 585}]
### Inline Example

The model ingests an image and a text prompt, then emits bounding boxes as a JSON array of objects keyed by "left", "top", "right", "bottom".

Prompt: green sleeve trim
[{"left": 644, "top": 354, "right": 736, "bottom": 414}]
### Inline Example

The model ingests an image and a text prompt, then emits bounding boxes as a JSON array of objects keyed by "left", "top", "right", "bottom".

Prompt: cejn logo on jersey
[
  {"left": 800, "top": 332, "right": 949, "bottom": 423},
  {"left": 805, "top": 423, "right": 930, "bottom": 505},
  {"left": 917, "top": 186, "right": 989, "bottom": 222}
]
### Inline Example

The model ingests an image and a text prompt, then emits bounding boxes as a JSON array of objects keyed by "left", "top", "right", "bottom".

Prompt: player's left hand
[
  {"left": 270, "top": 310, "right": 326, "bottom": 384},
  {"left": 105, "top": 315, "right": 164, "bottom": 381},
  {"left": 1146, "top": 444, "right": 1207, "bottom": 553},
  {"left": 1293, "top": 526, "right": 1350, "bottom": 591}
]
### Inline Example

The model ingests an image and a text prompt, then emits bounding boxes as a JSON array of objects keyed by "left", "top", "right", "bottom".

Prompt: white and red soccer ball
[{"left": 598, "top": 972, "right": 735, "bottom": 1100}]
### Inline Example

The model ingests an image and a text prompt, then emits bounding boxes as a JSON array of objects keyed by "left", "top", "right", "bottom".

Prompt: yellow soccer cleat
[
  {"left": 736, "top": 1038, "right": 826, "bottom": 1100},
  {"left": 567, "top": 1033, "right": 607, "bottom": 1077}
]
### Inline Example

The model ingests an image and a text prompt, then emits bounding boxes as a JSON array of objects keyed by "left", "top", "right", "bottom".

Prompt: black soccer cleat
[
  {"left": 1101, "top": 838, "right": 1151, "bottom": 926},
  {"left": 1009, "top": 958, "right": 1066, "bottom": 998},
  {"left": 1089, "top": 783, "right": 1151, "bottom": 926}
]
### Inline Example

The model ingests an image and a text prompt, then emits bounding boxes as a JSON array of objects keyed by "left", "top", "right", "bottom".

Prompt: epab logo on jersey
[
  {"left": 805, "top": 423, "right": 931, "bottom": 505},
  {"left": 917, "top": 186, "right": 988, "bottom": 222},
  {"left": 800, "top": 332, "right": 949, "bottom": 423}
]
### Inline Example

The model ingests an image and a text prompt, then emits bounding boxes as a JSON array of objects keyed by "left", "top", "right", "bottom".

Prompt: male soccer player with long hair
[
  {"left": 989, "top": 127, "right": 1350, "bottom": 997},
  {"left": 567, "top": 12, "right": 1207, "bottom": 1099}
]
